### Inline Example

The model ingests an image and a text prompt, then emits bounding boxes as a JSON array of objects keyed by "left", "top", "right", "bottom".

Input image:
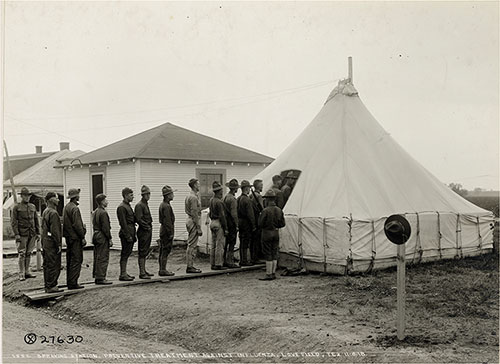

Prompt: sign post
[{"left": 384, "top": 214, "right": 411, "bottom": 341}]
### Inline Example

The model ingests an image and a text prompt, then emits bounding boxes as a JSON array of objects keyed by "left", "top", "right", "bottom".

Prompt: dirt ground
[{"left": 3, "top": 246, "right": 499, "bottom": 363}]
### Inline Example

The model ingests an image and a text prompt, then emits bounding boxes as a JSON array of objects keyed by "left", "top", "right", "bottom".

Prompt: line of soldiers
[{"left": 12, "top": 174, "right": 291, "bottom": 293}]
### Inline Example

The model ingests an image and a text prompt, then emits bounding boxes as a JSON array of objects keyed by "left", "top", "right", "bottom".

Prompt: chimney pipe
[
  {"left": 59, "top": 142, "right": 70, "bottom": 151},
  {"left": 35, "top": 146, "right": 42, "bottom": 154}
]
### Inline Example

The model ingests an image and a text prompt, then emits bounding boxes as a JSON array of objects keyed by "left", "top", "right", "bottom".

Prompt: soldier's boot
[
  {"left": 119, "top": 261, "right": 133, "bottom": 281},
  {"left": 138, "top": 258, "right": 150, "bottom": 279},
  {"left": 24, "top": 254, "right": 36, "bottom": 278},
  {"left": 159, "top": 257, "right": 174, "bottom": 276},
  {"left": 227, "top": 250, "right": 239, "bottom": 268},
  {"left": 240, "top": 249, "right": 252, "bottom": 266},
  {"left": 144, "top": 259, "right": 154, "bottom": 277},
  {"left": 18, "top": 254, "right": 26, "bottom": 281}
]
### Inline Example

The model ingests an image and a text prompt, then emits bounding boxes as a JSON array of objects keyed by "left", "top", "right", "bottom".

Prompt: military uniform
[
  {"left": 159, "top": 194, "right": 175, "bottom": 276},
  {"left": 223, "top": 187, "right": 239, "bottom": 267},
  {"left": 268, "top": 185, "right": 285, "bottom": 209},
  {"left": 281, "top": 184, "right": 292, "bottom": 206},
  {"left": 11, "top": 190, "right": 40, "bottom": 279},
  {"left": 63, "top": 194, "right": 86, "bottom": 288},
  {"left": 209, "top": 182, "right": 227, "bottom": 269},
  {"left": 237, "top": 183, "right": 256, "bottom": 266},
  {"left": 117, "top": 198, "right": 137, "bottom": 279},
  {"left": 258, "top": 201, "right": 286, "bottom": 261},
  {"left": 185, "top": 189, "right": 202, "bottom": 270},
  {"left": 92, "top": 205, "right": 112, "bottom": 282},
  {"left": 135, "top": 187, "right": 153, "bottom": 278},
  {"left": 249, "top": 188, "right": 264, "bottom": 264},
  {"left": 41, "top": 204, "right": 62, "bottom": 291}
]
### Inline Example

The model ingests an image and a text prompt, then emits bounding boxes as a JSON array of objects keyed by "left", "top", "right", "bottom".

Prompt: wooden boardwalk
[{"left": 24, "top": 264, "right": 265, "bottom": 302}]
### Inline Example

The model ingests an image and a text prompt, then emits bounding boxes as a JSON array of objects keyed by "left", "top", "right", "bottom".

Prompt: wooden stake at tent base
[{"left": 397, "top": 243, "right": 406, "bottom": 340}]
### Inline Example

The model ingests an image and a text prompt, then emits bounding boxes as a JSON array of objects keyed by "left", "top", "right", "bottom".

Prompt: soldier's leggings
[
  {"left": 42, "top": 238, "right": 61, "bottom": 289},
  {"left": 159, "top": 236, "right": 173, "bottom": 271},
  {"left": 93, "top": 240, "right": 110, "bottom": 280},
  {"left": 16, "top": 235, "right": 36, "bottom": 276},
  {"left": 251, "top": 228, "right": 262, "bottom": 263},
  {"left": 66, "top": 238, "right": 83, "bottom": 287},
  {"left": 224, "top": 227, "right": 237, "bottom": 264},
  {"left": 137, "top": 228, "right": 152, "bottom": 258},
  {"left": 185, "top": 217, "right": 199, "bottom": 268}
]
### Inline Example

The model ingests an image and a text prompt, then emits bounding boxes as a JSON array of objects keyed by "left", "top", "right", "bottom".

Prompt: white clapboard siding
[
  {"left": 64, "top": 166, "right": 93, "bottom": 242},
  {"left": 140, "top": 160, "right": 265, "bottom": 241},
  {"left": 105, "top": 162, "right": 135, "bottom": 244}
]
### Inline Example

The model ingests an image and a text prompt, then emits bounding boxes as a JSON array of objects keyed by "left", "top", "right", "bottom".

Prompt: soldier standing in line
[
  {"left": 41, "top": 192, "right": 63, "bottom": 293},
  {"left": 11, "top": 187, "right": 40, "bottom": 281},
  {"left": 158, "top": 185, "right": 176, "bottom": 276},
  {"left": 237, "top": 180, "right": 256, "bottom": 266},
  {"left": 258, "top": 189, "right": 286, "bottom": 281},
  {"left": 268, "top": 175, "right": 285, "bottom": 209},
  {"left": 63, "top": 188, "right": 86, "bottom": 290},
  {"left": 91, "top": 193, "right": 113, "bottom": 285},
  {"left": 209, "top": 181, "right": 228, "bottom": 270},
  {"left": 116, "top": 187, "right": 136, "bottom": 281},
  {"left": 223, "top": 179, "right": 239, "bottom": 268},
  {"left": 250, "top": 179, "right": 264, "bottom": 264},
  {"left": 185, "top": 178, "right": 203, "bottom": 273},
  {"left": 281, "top": 171, "right": 295, "bottom": 207},
  {"left": 135, "top": 185, "right": 154, "bottom": 279}
]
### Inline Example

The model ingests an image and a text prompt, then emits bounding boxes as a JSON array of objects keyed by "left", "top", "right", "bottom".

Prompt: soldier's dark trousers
[
  {"left": 239, "top": 228, "right": 252, "bottom": 264},
  {"left": 119, "top": 237, "right": 134, "bottom": 267},
  {"left": 66, "top": 239, "right": 83, "bottom": 287},
  {"left": 251, "top": 228, "right": 262, "bottom": 263},
  {"left": 93, "top": 241, "right": 110, "bottom": 280},
  {"left": 224, "top": 228, "right": 237, "bottom": 265},
  {"left": 158, "top": 236, "right": 173, "bottom": 272},
  {"left": 42, "top": 238, "right": 61, "bottom": 289},
  {"left": 137, "top": 229, "right": 152, "bottom": 258}
]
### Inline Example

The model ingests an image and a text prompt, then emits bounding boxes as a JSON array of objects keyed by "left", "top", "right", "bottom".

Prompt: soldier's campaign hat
[
  {"left": 240, "top": 180, "right": 251, "bottom": 188},
  {"left": 212, "top": 181, "right": 223, "bottom": 192},
  {"left": 188, "top": 178, "right": 199, "bottom": 188},
  {"left": 225, "top": 179, "right": 240, "bottom": 189},
  {"left": 122, "top": 187, "right": 133, "bottom": 197},
  {"left": 45, "top": 191, "right": 58, "bottom": 201},
  {"left": 286, "top": 171, "right": 298, "bottom": 179},
  {"left": 20, "top": 187, "right": 31, "bottom": 196},
  {"left": 95, "top": 193, "right": 107, "bottom": 205},
  {"left": 67, "top": 188, "right": 81, "bottom": 199},
  {"left": 141, "top": 185, "right": 151, "bottom": 195},
  {"left": 384, "top": 214, "right": 412, "bottom": 245},
  {"left": 263, "top": 189, "right": 276, "bottom": 198},
  {"left": 162, "top": 185, "right": 177, "bottom": 196}
]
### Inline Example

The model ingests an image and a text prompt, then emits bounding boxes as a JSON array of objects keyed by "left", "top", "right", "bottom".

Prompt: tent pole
[
  {"left": 3, "top": 140, "right": 17, "bottom": 204},
  {"left": 348, "top": 56, "right": 353, "bottom": 83}
]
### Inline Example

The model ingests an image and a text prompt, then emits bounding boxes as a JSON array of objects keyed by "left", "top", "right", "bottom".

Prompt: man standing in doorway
[
  {"left": 209, "top": 181, "right": 228, "bottom": 270},
  {"left": 135, "top": 185, "right": 153, "bottom": 279},
  {"left": 269, "top": 175, "right": 285, "bottom": 209},
  {"left": 281, "top": 171, "right": 295, "bottom": 207},
  {"left": 223, "top": 179, "right": 239, "bottom": 268},
  {"left": 250, "top": 179, "right": 264, "bottom": 264},
  {"left": 92, "top": 193, "right": 113, "bottom": 285},
  {"left": 41, "top": 192, "right": 63, "bottom": 293},
  {"left": 185, "top": 178, "right": 203, "bottom": 273},
  {"left": 237, "top": 180, "right": 256, "bottom": 266},
  {"left": 11, "top": 187, "right": 40, "bottom": 281},
  {"left": 63, "top": 188, "right": 86, "bottom": 290},
  {"left": 158, "top": 185, "right": 176, "bottom": 276},
  {"left": 116, "top": 187, "right": 136, "bottom": 281}
]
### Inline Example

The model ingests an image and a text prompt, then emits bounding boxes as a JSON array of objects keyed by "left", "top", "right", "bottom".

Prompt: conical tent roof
[{"left": 254, "top": 79, "right": 488, "bottom": 220}]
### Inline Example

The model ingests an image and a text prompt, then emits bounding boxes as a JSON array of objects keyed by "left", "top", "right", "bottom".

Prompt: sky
[{"left": 2, "top": 1, "right": 499, "bottom": 190}]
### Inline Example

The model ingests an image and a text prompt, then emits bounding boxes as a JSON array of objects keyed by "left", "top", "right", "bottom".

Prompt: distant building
[
  {"left": 56, "top": 122, "right": 274, "bottom": 244},
  {"left": 3, "top": 143, "right": 85, "bottom": 237}
]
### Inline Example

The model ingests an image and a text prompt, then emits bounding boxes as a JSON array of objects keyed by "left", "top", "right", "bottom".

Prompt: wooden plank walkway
[{"left": 24, "top": 264, "right": 265, "bottom": 302}]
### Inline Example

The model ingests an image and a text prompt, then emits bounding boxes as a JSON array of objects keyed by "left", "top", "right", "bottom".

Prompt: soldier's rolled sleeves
[{"left": 11, "top": 187, "right": 40, "bottom": 280}]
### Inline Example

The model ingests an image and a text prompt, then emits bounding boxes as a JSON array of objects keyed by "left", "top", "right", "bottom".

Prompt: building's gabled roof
[
  {"left": 3, "top": 152, "right": 57, "bottom": 178},
  {"left": 4, "top": 149, "right": 85, "bottom": 187},
  {"left": 77, "top": 122, "right": 274, "bottom": 165}
]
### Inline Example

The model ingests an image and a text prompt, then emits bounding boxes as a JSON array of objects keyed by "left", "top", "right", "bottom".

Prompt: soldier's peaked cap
[
  {"left": 240, "top": 180, "right": 251, "bottom": 188},
  {"left": 20, "top": 187, "right": 31, "bottom": 196},
  {"left": 212, "top": 181, "right": 223, "bottom": 192},
  {"left": 67, "top": 188, "right": 80, "bottom": 199},
  {"left": 162, "top": 185, "right": 177, "bottom": 195},
  {"left": 225, "top": 179, "right": 240, "bottom": 189},
  {"left": 141, "top": 185, "right": 151, "bottom": 195}
]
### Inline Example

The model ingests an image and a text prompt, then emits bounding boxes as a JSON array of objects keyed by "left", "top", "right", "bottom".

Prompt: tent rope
[
  {"left": 322, "top": 218, "right": 328, "bottom": 273},
  {"left": 345, "top": 214, "right": 353, "bottom": 275},
  {"left": 476, "top": 216, "right": 482, "bottom": 250},
  {"left": 365, "top": 220, "right": 376, "bottom": 274},
  {"left": 455, "top": 213, "right": 462, "bottom": 259},
  {"left": 437, "top": 212, "right": 442, "bottom": 259}
]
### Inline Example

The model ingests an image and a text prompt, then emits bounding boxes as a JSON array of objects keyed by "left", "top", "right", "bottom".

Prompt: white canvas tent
[{"left": 253, "top": 65, "right": 494, "bottom": 274}]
